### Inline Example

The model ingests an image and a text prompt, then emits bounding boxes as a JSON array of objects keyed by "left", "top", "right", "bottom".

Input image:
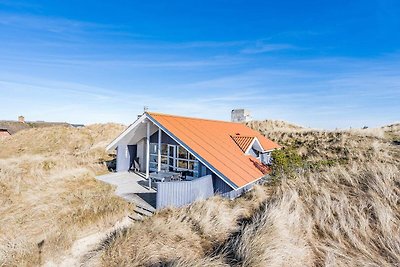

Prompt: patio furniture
[
  {"left": 150, "top": 171, "right": 176, "bottom": 182},
  {"left": 180, "top": 170, "right": 192, "bottom": 180},
  {"left": 170, "top": 173, "right": 182, "bottom": 181}
]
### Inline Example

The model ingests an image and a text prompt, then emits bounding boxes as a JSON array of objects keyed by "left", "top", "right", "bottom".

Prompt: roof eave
[{"left": 105, "top": 113, "right": 147, "bottom": 152}]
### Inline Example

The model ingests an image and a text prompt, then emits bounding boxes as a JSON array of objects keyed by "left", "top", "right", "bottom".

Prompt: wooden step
[
  {"left": 133, "top": 206, "right": 154, "bottom": 217},
  {"left": 128, "top": 213, "right": 144, "bottom": 221}
]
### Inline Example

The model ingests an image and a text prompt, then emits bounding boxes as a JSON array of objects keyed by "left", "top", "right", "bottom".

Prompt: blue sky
[{"left": 0, "top": 0, "right": 399, "bottom": 128}]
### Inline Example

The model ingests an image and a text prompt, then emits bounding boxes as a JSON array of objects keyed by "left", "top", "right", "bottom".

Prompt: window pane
[
  {"left": 188, "top": 161, "right": 194, "bottom": 170},
  {"left": 169, "top": 157, "right": 174, "bottom": 167},
  {"left": 161, "top": 156, "right": 168, "bottom": 164},
  {"left": 169, "top": 146, "right": 175, "bottom": 157},
  {"left": 150, "top": 155, "right": 157, "bottom": 163},
  {"left": 178, "top": 160, "right": 188, "bottom": 169},
  {"left": 150, "top": 143, "right": 157, "bottom": 154},
  {"left": 149, "top": 162, "right": 157, "bottom": 167},
  {"left": 161, "top": 144, "right": 168, "bottom": 155},
  {"left": 178, "top": 146, "right": 188, "bottom": 159},
  {"left": 189, "top": 153, "right": 196, "bottom": 160},
  {"left": 149, "top": 162, "right": 157, "bottom": 171}
]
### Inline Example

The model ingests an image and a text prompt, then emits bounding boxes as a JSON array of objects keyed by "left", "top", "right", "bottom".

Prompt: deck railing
[{"left": 155, "top": 175, "right": 213, "bottom": 209}]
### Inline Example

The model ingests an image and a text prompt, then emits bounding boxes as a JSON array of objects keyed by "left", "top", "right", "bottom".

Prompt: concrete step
[
  {"left": 136, "top": 202, "right": 156, "bottom": 213},
  {"left": 128, "top": 213, "right": 144, "bottom": 221},
  {"left": 133, "top": 206, "right": 154, "bottom": 217}
]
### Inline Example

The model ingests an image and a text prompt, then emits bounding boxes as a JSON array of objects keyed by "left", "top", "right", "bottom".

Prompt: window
[
  {"left": 169, "top": 157, "right": 174, "bottom": 166},
  {"left": 188, "top": 161, "right": 195, "bottom": 170},
  {"left": 178, "top": 160, "right": 188, "bottom": 169},
  {"left": 161, "top": 144, "right": 168, "bottom": 155},
  {"left": 178, "top": 146, "right": 188, "bottom": 159},
  {"left": 169, "top": 146, "right": 175, "bottom": 157},
  {"left": 148, "top": 143, "right": 199, "bottom": 176},
  {"left": 149, "top": 143, "right": 157, "bottom": 154},
  {"left": 150, "top": 154, "right": 158, "bottom": 163}
]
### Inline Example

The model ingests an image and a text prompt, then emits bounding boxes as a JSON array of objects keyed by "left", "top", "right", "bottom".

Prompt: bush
[{"left": 271, "top": 148, "right": 304, "bottom": 177}]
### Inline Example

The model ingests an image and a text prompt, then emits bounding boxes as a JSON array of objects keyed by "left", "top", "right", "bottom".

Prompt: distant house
[
  {"left": 107, "top": 112, "right": 280, "bottom": 206},
  {"left": 0, "top": 116, "right": 84, "bottom": 135},
  {"left": 0, "top": 128, "right": 10, "bottom": 138}
]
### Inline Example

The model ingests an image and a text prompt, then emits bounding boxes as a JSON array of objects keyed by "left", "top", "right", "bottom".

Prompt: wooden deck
[{"left": 96, "top": 172, "right": 156, "bottom": 211}]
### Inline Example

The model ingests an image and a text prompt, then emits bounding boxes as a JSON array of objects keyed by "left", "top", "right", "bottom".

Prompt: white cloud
[{"left": 241, "top": 42, "right": 298, "bottom": 54}]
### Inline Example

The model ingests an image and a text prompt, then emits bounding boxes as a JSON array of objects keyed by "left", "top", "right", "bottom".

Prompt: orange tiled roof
[
  {"left": 147, "top": 112, "right": 280, "bottom": 188},
  {"left": 231, "top": 135, "right": 254, "bottom": 152}
]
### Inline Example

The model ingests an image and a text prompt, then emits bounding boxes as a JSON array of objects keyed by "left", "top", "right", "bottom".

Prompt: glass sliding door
[{"left": 149, "top": 142, "right": 200, "bottom": 176}]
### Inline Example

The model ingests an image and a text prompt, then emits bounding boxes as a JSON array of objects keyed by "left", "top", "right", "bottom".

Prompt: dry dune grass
[
  {"left": 223, "top": 162, "right": 400, "bottom": 266},
  {"left": 0, "top": 123, "right": 125, "bottom": 161},
  {"left": 97, "top": 161, "right": 399, "bottom": 266},
  {"left": 1, "top": 121, "right": 399, "bottom": 266},
  {"left": 0, "top": 124, "right": 134, "bottom": 266},
  {"left": 249, "top": 121, "right": 399, "bottom": 166},
  {"left": 246, "top": 119, "right": 304, "bottom": 132},
  {"left": 97, "top": 187, "right": 270, "bottom": 266},
  {"left": 96, "top": 121, "right": 400, "bottom": 267}
]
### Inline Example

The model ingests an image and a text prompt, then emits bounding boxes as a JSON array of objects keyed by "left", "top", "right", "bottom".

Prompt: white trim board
[{"left": 106, "top": 114, "right": 147, "bottom": 151}]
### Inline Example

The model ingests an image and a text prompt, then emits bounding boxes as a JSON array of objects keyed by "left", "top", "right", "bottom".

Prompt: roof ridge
[{"left": 147, "top": 112, "right": 242, "bottom": 124}]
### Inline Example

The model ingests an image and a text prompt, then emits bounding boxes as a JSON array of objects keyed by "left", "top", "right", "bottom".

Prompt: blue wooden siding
[
  {"left": 198, "top": 162, "right": 234, "bottom": 194},
  {"left": 212, "top": 175, "right": 233, "bottom": 194},
  {"left": 221, "top": 179, "right": 262, "bottom": 199},
  {"left": 156, "top": 175, "right": 214, "bottom": 209}
]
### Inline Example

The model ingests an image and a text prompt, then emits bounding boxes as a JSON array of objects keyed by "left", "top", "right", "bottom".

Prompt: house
[
  {"left": 106, "top": 112, "right": 280, "bottom": 207},
  {"left": 0, "top": 116, "right": 84, "bottom": 135},
  {"left": 0, "top": 128, "right": 11, "bottom": 138}
]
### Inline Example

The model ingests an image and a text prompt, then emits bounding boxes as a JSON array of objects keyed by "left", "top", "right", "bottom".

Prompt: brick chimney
[{"left": 18, "top": 115, "right": 25, "bottom": 123}]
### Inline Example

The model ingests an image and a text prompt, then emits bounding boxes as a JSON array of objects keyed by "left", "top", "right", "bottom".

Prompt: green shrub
[{"left": 271, "top": 148, "right": 304, "bottom": 177}]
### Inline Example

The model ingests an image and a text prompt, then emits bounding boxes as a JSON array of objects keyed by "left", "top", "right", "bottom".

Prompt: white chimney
[
  {"left": 18, "top": 115, "right": 25, "bottom": 123},
  {"left": 231, "top": 109, "right": 252, "bottom": 123}
]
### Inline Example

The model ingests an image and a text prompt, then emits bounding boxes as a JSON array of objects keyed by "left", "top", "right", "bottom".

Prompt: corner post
[
  {"left": 146, "top": 120, "right": 150, "bottom": 187},
  {"left": 157, "top": 128, "right": 161, "bottom": 172}
]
